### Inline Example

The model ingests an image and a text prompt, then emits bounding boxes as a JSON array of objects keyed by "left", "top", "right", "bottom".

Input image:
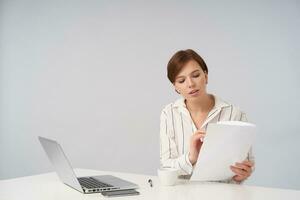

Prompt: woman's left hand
[{"left": 230, "top": 160, "right": 254, "bottom": 182}]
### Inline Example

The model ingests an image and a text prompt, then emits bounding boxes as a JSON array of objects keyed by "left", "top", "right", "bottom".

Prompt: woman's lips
[{"left": 189, "top": 89, "right": 199, "bottom": 95}]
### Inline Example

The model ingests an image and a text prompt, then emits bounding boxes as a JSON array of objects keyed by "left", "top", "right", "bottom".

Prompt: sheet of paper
[{"left": 191, "top": 121, "right": 256, "bottom": 181}]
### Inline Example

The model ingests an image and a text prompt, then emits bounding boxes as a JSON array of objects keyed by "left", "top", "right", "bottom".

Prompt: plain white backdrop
[{"left": 0, "top": 0, "right": 299, "bottom": 190}]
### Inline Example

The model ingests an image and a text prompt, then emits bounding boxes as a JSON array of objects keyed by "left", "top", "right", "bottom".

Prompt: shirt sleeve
[{"left": 159, "top": 111, "right": 193, "bottom": 176}]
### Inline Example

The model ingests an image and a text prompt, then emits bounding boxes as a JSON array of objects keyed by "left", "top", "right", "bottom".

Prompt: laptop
[{"left": 38, "top": 136, "right": 139, "bottom": 194}]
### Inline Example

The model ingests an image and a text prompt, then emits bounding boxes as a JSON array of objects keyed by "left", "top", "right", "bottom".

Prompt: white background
[{"left": 1, "top": 0, "right": 299, "bottom": 190}]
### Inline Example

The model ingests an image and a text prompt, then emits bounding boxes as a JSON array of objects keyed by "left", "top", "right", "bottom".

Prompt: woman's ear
[{"left": 205, "top": 73, "right": 208, "bottom": 84}]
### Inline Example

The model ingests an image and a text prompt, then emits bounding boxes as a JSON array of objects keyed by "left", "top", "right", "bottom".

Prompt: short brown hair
[{"left": 167, "top": 49, "right": 208, "bottom": 83}]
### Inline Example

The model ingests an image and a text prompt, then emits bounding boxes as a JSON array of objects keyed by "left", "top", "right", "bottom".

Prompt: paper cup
[{"left": 157, "top": 168, "right": 179, "bottom": 186}]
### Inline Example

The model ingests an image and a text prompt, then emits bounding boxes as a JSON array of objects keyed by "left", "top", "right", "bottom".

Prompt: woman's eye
[
  {"left": 193, "top": 73, "right": 200, "bottom": 78},
  {"left": 178, "top": 79, "right": 185, "bottom": 83}
]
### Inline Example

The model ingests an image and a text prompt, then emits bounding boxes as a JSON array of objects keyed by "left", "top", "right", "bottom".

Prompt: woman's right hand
[{"left": 189, "top": 130, "right": 206, "bottom": 165}]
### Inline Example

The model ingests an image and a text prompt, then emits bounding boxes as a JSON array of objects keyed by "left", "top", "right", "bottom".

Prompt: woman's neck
[{"left": 185, "top": 94, "right": 215, "bottom": 114}]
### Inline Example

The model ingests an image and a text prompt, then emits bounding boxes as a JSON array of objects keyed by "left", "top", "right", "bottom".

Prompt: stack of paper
[{"left": 191, "top": 121, "right": 256, "bottom": 181}]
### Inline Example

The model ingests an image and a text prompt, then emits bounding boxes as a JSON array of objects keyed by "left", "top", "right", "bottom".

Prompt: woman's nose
[{"left": 186, "top": 77, "right": 195, "bottom": 88}]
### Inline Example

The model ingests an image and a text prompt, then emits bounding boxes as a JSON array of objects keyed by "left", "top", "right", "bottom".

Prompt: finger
[
  {"left": 194, "top": 130, "right": 206, "bottom": 135},
  {"left": 234, "top": 167, "right": 251, "bottom": 177},
  {"left": 242, "top": 160, "right": 254, "bottom": 167},
  {"left": 230, "top": 166, "right": 249, "bottom": 177},
  {"left": 231, "top": 168, "right": 248, "bottom": 177},
  {"left": 235, "top": 161, "right": 254, "bottom": 169},
  {"left": 233, "top": 175, "right": 245, "bottom": 182},
  {"left": 190, "top": 134, "right": 205, "bottom": 147},
  {"left": 192, "top": 133, "right": 206, "bottom": 140},
  {"left": 234, "top": 163, "right": 251, "bottom": 173}
]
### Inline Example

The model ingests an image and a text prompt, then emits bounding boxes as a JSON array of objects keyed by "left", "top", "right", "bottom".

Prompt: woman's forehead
[{"left": 177, "top": 62, "right": 203, "bottom": 77}]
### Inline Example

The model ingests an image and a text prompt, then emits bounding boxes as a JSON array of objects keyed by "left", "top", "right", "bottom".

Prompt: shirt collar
[{"left": 173, "top": 95, "right": 231, "bottom": 111}]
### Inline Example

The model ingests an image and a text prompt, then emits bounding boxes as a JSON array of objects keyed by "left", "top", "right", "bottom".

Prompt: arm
[{"left": 159, "top": 112, "right": 193, "bottom": 176}]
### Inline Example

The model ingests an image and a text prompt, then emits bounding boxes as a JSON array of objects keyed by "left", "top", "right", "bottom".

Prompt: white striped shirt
[{"left": 159, "top": 95, "right": 254, "bottom": 183}]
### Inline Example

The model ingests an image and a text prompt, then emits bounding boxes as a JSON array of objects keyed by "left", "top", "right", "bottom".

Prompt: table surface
[{"left": 1, "top": 169, "right": 299, "bottom": 200}]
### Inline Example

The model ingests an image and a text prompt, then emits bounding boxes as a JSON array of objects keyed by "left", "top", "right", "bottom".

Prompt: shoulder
[
  {"left": 160, "top": 98, "right": 183, "bottom": 119},
  {"left": 215, "top": 95, "right": 246, "bottom": 118},
  {"left": 160, "top": 103, "right": 174, "bottom": 119}
]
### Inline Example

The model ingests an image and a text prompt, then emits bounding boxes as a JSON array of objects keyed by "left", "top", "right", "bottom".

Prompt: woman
[{"left": 160, "top": 49, "right": 254, "bottom": 183}]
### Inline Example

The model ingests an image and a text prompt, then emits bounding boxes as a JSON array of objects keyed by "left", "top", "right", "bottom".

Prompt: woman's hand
[
  {"left": 230, "top": 160, "right": 254, "bottom": 182},
  {"left": 189, "top": 130, "right": 206, "bottom": 165}
]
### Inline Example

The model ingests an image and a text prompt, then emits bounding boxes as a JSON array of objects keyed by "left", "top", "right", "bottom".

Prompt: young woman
[{"left": 160, "top": 49, "right": 254, "bottom": 183}]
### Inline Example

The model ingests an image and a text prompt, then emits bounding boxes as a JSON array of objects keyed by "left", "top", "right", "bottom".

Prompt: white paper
[{"left": 191, "top": 121, "right": 256, "bottom": 181}]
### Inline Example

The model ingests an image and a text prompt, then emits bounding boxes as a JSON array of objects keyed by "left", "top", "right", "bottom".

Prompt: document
[{"left": 191, "top": 121, "right": 256, "bottom": 181}]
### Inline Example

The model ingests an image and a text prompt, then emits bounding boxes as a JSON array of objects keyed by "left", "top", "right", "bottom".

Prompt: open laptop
[{"left": 38, "top": 136, "right": 139, "bottom": 194}]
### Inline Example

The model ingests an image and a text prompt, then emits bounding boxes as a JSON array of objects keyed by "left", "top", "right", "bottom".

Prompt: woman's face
[{"left": 173, "top": 60, "right": 208, "bottom": 101}]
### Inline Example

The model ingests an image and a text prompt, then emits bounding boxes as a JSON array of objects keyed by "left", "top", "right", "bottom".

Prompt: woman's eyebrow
[{"left": 176, "top": 69, "right": 200, "bottom": 79}]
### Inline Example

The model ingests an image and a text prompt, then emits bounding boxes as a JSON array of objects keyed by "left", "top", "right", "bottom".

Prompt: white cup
[{"left": 157, "top": 168, "right": 179, "bottom": 186}]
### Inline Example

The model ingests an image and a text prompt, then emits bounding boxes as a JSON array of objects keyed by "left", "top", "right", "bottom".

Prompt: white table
[{"left": 1, "top": 169, "right": 299, "bottom": 199}]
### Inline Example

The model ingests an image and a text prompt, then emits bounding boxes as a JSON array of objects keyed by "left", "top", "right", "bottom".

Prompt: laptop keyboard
[{"left": 78, "top": 177, "right": 113, "bottom": 189}]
